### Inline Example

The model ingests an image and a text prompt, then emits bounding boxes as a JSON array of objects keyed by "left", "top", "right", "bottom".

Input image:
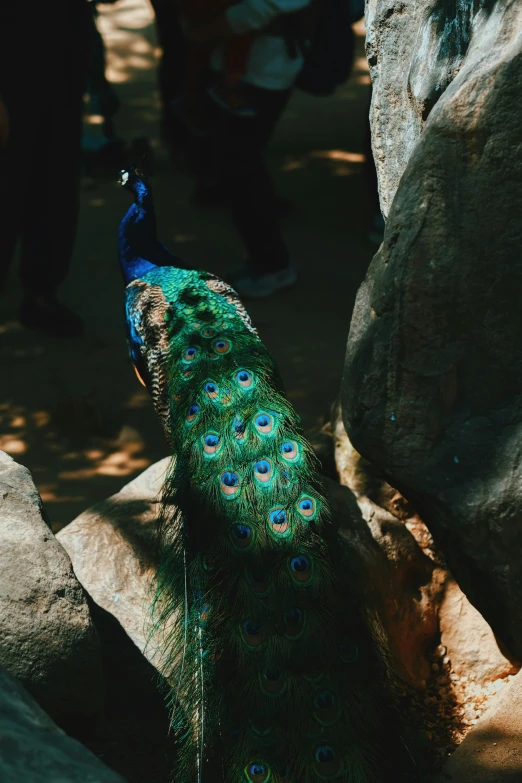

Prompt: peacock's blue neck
[{"left": 132, "top": 179, "right": 151, "bottom": 206}]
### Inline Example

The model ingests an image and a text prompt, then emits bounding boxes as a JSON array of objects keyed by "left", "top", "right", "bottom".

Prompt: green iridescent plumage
[{"left": 118, "top": 168, "right": 416, "bottom": 783}]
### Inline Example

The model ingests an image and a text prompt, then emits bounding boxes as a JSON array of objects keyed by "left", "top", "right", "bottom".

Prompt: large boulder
[
  {"left": 0, "top": 665, "right": 125, "bottom": 783},
  {"left": 56, "top": 458, "right": 174, "bottom": 668},
  {"left": 365, "top": 0, "right": 517, "bottom": 217},
  {"left": 343, "top": 1, "right": 522, "bottom": 657},
  {"left": 0, "top": 452, "right": 103, "bottom": 728}
]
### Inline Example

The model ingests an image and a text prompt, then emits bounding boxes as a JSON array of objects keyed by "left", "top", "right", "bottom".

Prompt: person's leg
[{"left": 212, "top": 85, "right": 292, "bottom": 282}]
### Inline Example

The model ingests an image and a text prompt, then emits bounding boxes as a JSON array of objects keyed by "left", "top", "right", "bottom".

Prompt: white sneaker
[{"left": 232, "top": 267, "right": 297, "bottom": 299}]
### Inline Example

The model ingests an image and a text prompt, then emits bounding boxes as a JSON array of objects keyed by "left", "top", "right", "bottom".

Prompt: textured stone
[
  {"left": 439, "top": 578, "right": 518, "bottom": 685},
  {"left": 343, "top": 1, "right": 522, "bottom": 657},
  {"left": 57, "top": 458, "right": 174, "bottom": 670},
  {"left": 366, "top": 0, "right": 511, "bottom": 217},
  {"left": 0, "top": 452, "right": 102, "bottom": 728},
  {"left": 434, "top": 669, "right": 522, "bottom": 782},
  {"left": 0, "top": 666, "right": 125, "bottom": 783}
]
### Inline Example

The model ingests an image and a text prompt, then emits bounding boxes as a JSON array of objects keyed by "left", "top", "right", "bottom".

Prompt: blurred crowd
[{"left": 0, "top": 0, "right": 381, "bottom": 338}]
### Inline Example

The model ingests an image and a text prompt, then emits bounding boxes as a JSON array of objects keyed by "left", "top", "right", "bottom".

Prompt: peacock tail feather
[{"left": 119, "top": 169, "right": 415, "bottom": 783}]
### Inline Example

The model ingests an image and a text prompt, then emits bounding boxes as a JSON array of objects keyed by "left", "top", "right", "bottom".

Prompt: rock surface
[
  {"left": 366, "top": 0, "right": 514, "bottom": 217},
  {"left": 439, "top": 578, "right": 518, "bottom": 685},
  {"left": 0, "top": 665, "right": 125, "bottom": 783},
  {"left": 333, "top": 414, "right": 518, "bottom": 688},
  {"left": 434, "top": 669, "right": 522, "bottom": 782},
  {"left": 343, "top": 1, "right": 522, "bottom": 657},
  {"left": 0, "top": 451, "right": 103, "bottom": 728},
  {"left": 57, "top": 458, "right": 173, "bottom": 669}
]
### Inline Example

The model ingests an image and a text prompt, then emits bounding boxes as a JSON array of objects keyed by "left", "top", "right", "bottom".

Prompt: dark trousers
[
  {"left": 209, "top": 84, "right": 292, "bottom": 275},
  {"left": 149, "top": 0, "right": 187, "bottom": 108},
  {"left": 0, "top": 19, "right": 88, "bottom": 295}
]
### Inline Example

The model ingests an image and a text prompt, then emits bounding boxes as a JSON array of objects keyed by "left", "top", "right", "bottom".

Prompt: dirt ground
[{"left": 0, "top": 0, "right": 375, "bottom": 532}]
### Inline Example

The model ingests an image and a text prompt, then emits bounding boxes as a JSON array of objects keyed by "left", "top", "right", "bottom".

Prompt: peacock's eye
[
  {"left": 243, "top": 619, "right": 261, "bottom": 636},
  {"left": 184, "top": 347, "right": 197, "bottom": 361},
  {"left": 212, "top": 338, "right": 231, "bottom": 355},
  {"left": 230, "top": 523, "right": 253, "bottom": 549},
  {"left": 255, "top": 413, "right": 273, "bottom": 434},
  {"left": 221, "top": 471, "right": 240, "bottom": 497},
  {"left": 289, "top": 554, "right": 312, "bottom": 584},
  {"left": 280, "top": 441, "right": 298, "bottom": 459},
  {"left": 284, "top": 607, "right": 303, "bottom": 625},
  {"left": 313, "top": 744, "right": 341, "bottom": 776},
  {"left": 244, "top": 761, "right": 270, "bottom": 783},
  {"left": 204, "top": 381, "right": 218, "bottom": 398},
  {"left": 236, "top": 369, "right": 253, "bottom": 388},
  {"left": 186, "top": 404, "right": 199, "bottom": 423},
  {"left": 203, "top": 432, "right": 221, "bottom": 455},
  {"left": 291, "top": 555, "right": 309, "bottom": 572},
  {"left": 232, "top": 524, "right": 251, "bottom": 540},
  {"left": 297, "top": 496, "right": 316, "bottom": 518},
  {"left": 314, "top": 690, "right": 335, "bottom": 710}
]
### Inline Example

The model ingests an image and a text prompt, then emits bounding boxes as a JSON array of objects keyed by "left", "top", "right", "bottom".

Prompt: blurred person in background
[
  {"left": 0, "top": 0, "right": 91, "bottom": 337},
  {"left": 180, "top": 0, "right": 316, "bottom": 299}
]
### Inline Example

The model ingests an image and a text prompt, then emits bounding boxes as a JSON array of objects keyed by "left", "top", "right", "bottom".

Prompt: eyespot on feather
[
  {"left": 260, "top": 667, "right": 285, "bottom": 696},
  {"left": 204, "top": 381, "right": 219, "bottom": 399},
  {"left": 183, "top": 347, "right": 198, "bottom": 362},
  {"left": 280, "top": 440, "right": 298, "bottom": 460},
  {"left": 212, "top": 337, "right": 231, "bottom": 355},
  {"left": 297, "top": 495, "right": 317, "bottom": 519},
  {"left": 221, "top": 471, "right": 240, "bottom": 497},
  {"left": 186, "top": 404, "right": 199, "bottom": 424},
  {"left": 203, "top": 432, "right": 221, "bottom": 456},
  {"left": 313, "top": 690, "right": 341, "bottom": 726},
  {"left": 230, "top": 523, "right": 253, "bottom": 550},
  {"left": 269, "top": 508, "right": 290, "bottom": 537},
  {"left": 289, "top": 554, "right": 312, "bottom": 584},
  {"left": 313, "top": 745, "right": 342, "bottom": 779},
  {"left": 236, "top": 369, "right": 253, "bottom": 389},
  {"left": 233, "top": 419, "right": 246, "bottom": 439},
  {"left": 284, "top": 606, "right": 305, "bottom": 639},
  {"left": 254, "top": 459, "right": 272, "bottom": 483},
  {"left": 201, "top": 326, "right": 216, "bottom": 338},
  {"left": 247, "top": 567, "right": 270, "bottom": 595},
  {"left": 255, "top": 412, "right": 274, "bottom": 434},
  {"left": 241, "top": 618, "right": 264, "bottom": 649},
  {"left": 244, "top": 761, "right": 271, "bottom": 783}
]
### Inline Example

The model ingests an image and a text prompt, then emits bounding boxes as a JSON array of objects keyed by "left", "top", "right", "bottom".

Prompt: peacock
[{"left": 117, "top": 166, "right": 416, "bottom": 783}]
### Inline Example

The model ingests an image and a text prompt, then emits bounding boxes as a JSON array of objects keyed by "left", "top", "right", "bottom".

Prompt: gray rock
[
  {"left": 57, "top": 458, "right": 174, "bottom": 669},
  {"left": 366, "top": 0, "right": 516, "bottom": 216},
  {"left": 439, "top": 577, "right": 517, "bottom": 685},
  {"left": 343, "top": 2, "right": 522, "bottom": 657},
  {"left": 434, "top": 669, "right": 522, "bottom": 782},
  {"left": 0, "top": 451, "right": 103, "bottom": 727},
  {"left": 0, "top": 665, "right": 125, "bottom": 783}
]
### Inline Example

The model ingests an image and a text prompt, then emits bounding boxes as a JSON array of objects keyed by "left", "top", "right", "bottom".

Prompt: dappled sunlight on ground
[{"left": 0, "top": 0, "right": 375, "bottom": 530}]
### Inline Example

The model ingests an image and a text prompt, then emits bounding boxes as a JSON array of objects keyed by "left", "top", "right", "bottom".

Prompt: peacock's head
[{"left": 119, "top": 165, "right": 149, "bottom": 199}]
